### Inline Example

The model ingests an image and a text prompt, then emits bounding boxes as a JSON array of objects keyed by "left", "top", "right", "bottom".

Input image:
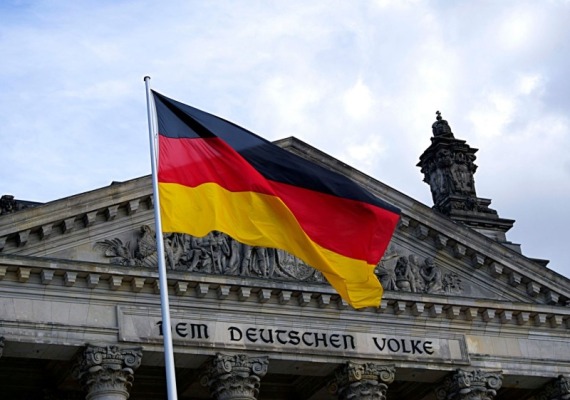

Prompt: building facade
[{"left": 1, "top": 115, "right": 569, "bottom": 400}]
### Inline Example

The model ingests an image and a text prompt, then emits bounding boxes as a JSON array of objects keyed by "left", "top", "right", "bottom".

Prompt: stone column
[
  {"left": 328, "top": 361, "right": 395, "bottom": 400},
  {"left": 536, "top": 375, "right": 570, "bottom": 400},
  {"left": 72, "top": 344, "right": 143, "bottom": 400},
  {"left": 201, "top": 353, "right": 269, "bottom": 400},
  {"left": 435, "top": 369, "right": 503, "bottom": 400}
]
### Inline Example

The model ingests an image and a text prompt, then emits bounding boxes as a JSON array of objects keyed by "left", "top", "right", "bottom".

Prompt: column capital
[
  {"left": 329, "top": 361, "right": 395, "bottom": 400},
  {"left": 201, "top": 353, "right": 269, "bottom": 400},
  {"left": 435, "top": 369, "right": 503, "bottom": 400},
  {"left": 72, "top": 344, "right": 143, "bottom": 400},
  {"left": 536, "top": 375, "right": 570, "bottom": 400}
]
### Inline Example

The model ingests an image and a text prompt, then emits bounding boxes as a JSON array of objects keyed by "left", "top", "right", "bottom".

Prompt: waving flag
[{"left": 152, "top": 90, "right": 400, "bottom": 308}]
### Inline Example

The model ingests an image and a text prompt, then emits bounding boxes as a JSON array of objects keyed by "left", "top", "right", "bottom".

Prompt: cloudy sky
[{"left": 1, "top": 0, "right": 569, "bottom": 278}]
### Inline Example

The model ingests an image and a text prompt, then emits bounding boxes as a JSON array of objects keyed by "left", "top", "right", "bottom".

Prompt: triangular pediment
[{"left": 1, "top": 138, "right": 569, "bottom": 309}]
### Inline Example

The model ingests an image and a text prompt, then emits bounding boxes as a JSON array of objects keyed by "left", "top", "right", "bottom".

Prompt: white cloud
[
  {"left": 343, "top": 79, "right": 374, "bottom": 120},
  {"left": 517, "top": 73, "right": 545, "bottom": 95}
]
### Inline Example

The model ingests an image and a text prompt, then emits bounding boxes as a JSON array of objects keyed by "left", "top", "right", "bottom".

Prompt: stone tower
[{"left": 417, "top": 112, "right": 517, "bottom": 248}]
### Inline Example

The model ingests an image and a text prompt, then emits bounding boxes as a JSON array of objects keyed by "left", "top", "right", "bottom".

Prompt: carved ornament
[
  {"left": 435, "top": 369, "right": 503, "bottom": 400},
  {"left": 95, "top": 226, "right": 465, "bottom": 295},
  {"left": 201, "top": 353, "right": 269, "bottom": 400},
  {"left": 72, "top": 344, "right": 143, "bottom": 400},
  {"left": 536, "top": 375, "right": 570, "bottom": 400},
  {"left": 329, "top": 361, "right": 395, "bottom": 400}
]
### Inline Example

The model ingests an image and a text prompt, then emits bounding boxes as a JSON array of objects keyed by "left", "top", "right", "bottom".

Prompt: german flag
[{"left": 152, "top": 91, "right": 400, "bottom": 308}]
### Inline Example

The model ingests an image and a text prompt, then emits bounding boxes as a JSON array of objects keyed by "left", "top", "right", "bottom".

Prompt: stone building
[{"left": 0, "top": 114, "right": 569, "bottom": 400}]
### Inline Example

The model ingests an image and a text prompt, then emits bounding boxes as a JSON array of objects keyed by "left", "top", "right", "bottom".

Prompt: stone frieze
[{"left": 95, "top": 225, "right": 463, "bottom": 294}]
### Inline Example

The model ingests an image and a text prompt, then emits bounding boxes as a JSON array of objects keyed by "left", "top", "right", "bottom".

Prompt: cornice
[{"left": 1, "top": 254, "right": 569, "bottom": 333}]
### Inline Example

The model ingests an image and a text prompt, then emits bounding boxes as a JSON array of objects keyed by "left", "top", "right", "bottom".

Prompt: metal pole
[{"left": 144, "top": 76, "right": 179, "bottom": 400}]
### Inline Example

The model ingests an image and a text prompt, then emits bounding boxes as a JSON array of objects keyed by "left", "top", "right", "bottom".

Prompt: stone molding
[
  {"left": 536, "top": 375, "right": 570, "bottom": 400},
  {"left": 200, "top": 353, "right": 269, "bottom": 400},
  {"left": 328, "top": 361, "right": 395, "bottom": 400},
  {"left": 397, "top": 216, "right": 568, "bottom": 307},
  {"left": 72, "top": 344, "right": 143, "bottom": 400},
  {"left": 92, "top": 222, "right": 570, "bottom": 307},
  {"left": 1, "top": 256, "right": 569, "bottom": 329},
  {"left": 95, "top": 226, "right": 464, "bottom": 296},
  {"left": 435, "top": 369, "right": 503, "bottom": 400}
]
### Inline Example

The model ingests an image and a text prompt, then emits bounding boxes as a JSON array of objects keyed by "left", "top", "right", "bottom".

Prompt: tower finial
[{"left": 432, "top": 111, "right": 453, "bottom": 138}]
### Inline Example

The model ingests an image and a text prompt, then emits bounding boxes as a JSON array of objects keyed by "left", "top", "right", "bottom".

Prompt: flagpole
[{"left": 144, "top": 76, "right": 179, "bottom": 400}]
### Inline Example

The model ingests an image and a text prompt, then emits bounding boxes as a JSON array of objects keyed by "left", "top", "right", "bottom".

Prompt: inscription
[
  {"left": 373, "top": 337, "right": 434, "bottom": 355},
  {"left": 118, "top": 308, "right": 469, "bottom": 364},
  {"left": 156, "top": 321, "right": 209, "bottom": 339},
  {"left": 228, "top": 326, "right": 356, "bottom": 350}
]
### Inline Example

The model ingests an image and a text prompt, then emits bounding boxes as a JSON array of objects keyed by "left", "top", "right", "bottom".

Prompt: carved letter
[
  {"left": 259, "top": 329, "right": 274, "bottom": 344},
  {"left": 275, "top": 330, "right": 288, "bottom": 345},
  {"left": 387, "top": 338, "right": 400, "bottom": 352},
  {"left": 343, "top": 335, "right": 356, "bottom": 350},
  {"left": 373, "top": 337, "right": 387, "bottom": 351},
  {"left": 175, "top": 322, "right": 188, "bottom": 338},
  {"left": 246, "top": 328, "right": 258, "bottom": 343},
  {"left": 314, "top": 333, "right": 328, "bottom": 348},
  {"left": 288, "top": 331, "right": 300, "bottom": 345},
  {"left": 228, "top": 326, "right": 242, "bottom": 341},
  {"left": 330, "top": 334, "right": 341, "bottom": 348},
  {"left": 302, "top": 332, "right": 314, "bottom": 346},
  {"left": 190, "top": 324, "right": 209, "bottom": 339},
  {"left": 410, "top": 340, "right": 423, "bottom": 354}
]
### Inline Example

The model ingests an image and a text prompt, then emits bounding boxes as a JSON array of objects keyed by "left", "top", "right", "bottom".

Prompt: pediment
[{"left": 1, "top": 138, "right": 569, "bottom": 309}]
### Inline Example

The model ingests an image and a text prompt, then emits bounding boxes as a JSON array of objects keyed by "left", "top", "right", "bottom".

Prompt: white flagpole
[{"left": 144, "top": 76, "right": 179, "bottom": 400}]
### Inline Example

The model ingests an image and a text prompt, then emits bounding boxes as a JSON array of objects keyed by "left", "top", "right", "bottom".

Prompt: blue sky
[{"left": 1, "top": 0, "right": 569, "bottom": 277}]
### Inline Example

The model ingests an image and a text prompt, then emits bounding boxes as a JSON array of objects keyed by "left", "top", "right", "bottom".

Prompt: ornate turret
[{"left": 417, "top": 112, "right": 517, "bottom": 248}]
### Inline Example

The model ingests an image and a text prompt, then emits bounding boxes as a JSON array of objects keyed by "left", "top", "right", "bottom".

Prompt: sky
[{"left": 1, "top": 0, "right": 569, "bottom": 278}]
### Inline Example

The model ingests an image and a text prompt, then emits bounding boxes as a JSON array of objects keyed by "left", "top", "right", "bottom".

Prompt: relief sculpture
[
  {"left": 95, "top": 225, "right": 463, "bottom": 293},
  {"left": 375, "top": 247, "right": 463, "bottom": 295},
  {"left": 95, "top": 225, "right": 325, "bottom": 284}
]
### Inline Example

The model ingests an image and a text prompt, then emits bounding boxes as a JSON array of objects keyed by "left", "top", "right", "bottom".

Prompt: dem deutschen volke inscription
[{"left": 118, "top": 306, "right": 469, "bottom": 363}]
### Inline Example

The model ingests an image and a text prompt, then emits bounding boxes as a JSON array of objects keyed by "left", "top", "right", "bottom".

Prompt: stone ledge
[{"left": 0, "top": 255, "right": 569, "bottom": 330}]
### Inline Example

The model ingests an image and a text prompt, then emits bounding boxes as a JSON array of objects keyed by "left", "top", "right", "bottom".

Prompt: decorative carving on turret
[
  {"left": 72, "top": 344, "right": 143, "bottom": 400},
  {"left": 200, "top": 353, "right": 269, "bottom": 400},
  {"left": 536, "top": 375, "right": 570, "bottom": 400},
  {"left": 417, "top": 112, "right": 515, "bottom": 243},
  {"left": 435, "top": 369, "right": 503, "bottom": 400},
  {"left": 328, "top": 361, "right": 395, "bottom": 400}
]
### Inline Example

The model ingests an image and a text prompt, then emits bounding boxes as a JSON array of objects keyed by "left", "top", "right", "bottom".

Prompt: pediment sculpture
[{"left": 95, "top": 225, "right": 463, "bottom": 294}]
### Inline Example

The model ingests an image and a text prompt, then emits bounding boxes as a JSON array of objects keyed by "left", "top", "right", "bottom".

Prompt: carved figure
[
  {"left": 394, "top": 257, "right": 416, "bottom": 292},
  {"left": 209, "top": 231, "right": 230, "bottom": 274},
  {"left": 420, "top": 258, "right": 444, "bottom": 294},
  {"left": 225, "top": 237, "right": 242, "bottom": 275},
  {"left": 164, "top": 233, "right": 186, "bottom": 270},
  {"left": 408, "top": 254, "right": 425, "bottom": 293},
  {"left": 94, "top": 238, "right": 136, "bottom": 266},
  {"left": 135, "top": 225, "right": 157, "bottom": 259},
  {"left": 242, "top": 245, "right": 275, "bottom": 277}
]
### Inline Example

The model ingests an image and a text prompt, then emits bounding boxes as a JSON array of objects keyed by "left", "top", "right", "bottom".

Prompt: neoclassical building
[{"left": 0, "top": 114, "right": 569, "bottom": 400}]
